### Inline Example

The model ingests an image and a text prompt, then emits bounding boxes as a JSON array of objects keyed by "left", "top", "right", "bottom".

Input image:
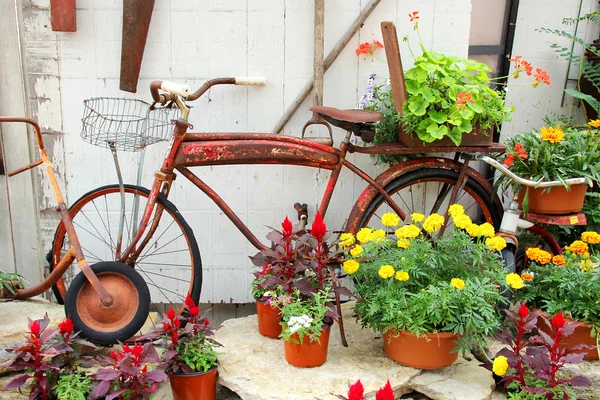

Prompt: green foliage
[
  {"left": 53, "top": 372, "right": 91, "bottom": 400},
  {"left": 401, "top": 48, "right": 512, "bottom": 145},
  {"left": 347, "top": 215, "right": 508, "bottom": 354},
  {"left": 537, "top": 12, "right": 600, "bottom": 117},
  {"left": 279, "top": 287, "right": 333, "bottom": 344},
  {"left": 0, "top": 271, "right": 26, "bottom": 295},
  {"left": 176, "top": 333, "right": 218, "bottom": 373}
]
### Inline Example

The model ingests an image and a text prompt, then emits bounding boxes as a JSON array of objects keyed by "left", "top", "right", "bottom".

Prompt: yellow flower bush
[
  {"left": 339, "top": 233, "right": 355, "bottom": 248},
  {"left": 478, "top": 223, "right": 495, "bottom": 238},
  {"left": 492, "top": 356, "right": 509, "bottom": 376},
  {"left": 453, "top": 213, "right": 472, "bottom": 229},
  {"left": 565, "top": 240, "right": 589, "bottom": 255},
  {"left": 581, "top": 231, "right": 600, "bottom": 245},
  {"left": 552, "top": 255, "right": 566, "bottom": 266},
  {"left": 397, "top": 239, "right": 410, "bottom": 249},
  {"left": 506, "top": 273, "right": 524, "bottom": 290},
  {"left": 371, "top": 229, "right": 386, "bottom": 243},
  {"left": 395, "top": 271, "right": 409, "bottom": 281},
  {"left": 485, "top": 236, "right": 507, "bottom": 252},
  {"left": 343, "top": 259, "right": 360, "bottom": 274},
  {"left": 395, "top": 224, "right": 421, "bottom": 239},
  {"left": 411, "top": 212, "right": 425, "bottom": 223},
  {"left": 451, "top": 278, "right": 465, "bottom": 290},
  {"left": 378, "top": 265, "right": 395, "bottom": 279},
  {"left": 465, "top": 223, "right": 481, "bottom": 237},
  {"left": 525, "top": 247, "right": 552, "bottom": 264},
  {"left": 350, "top": 245, "right": 363, "bottom": 257},
  {"left": 423, "top": 213, "right": 444, "bottom": 233},
  {"left": 539, "top": 125, "right": 564, "bottom": 143},
  {"left": 589, "top": 119, "right": 600, "bottom": 128},
  {"left": 356, "top": 228, "right": 373, "bottom": 244},
  {"left": 381, "top": 212, "right": 401, "bottom": 227},
  {"left": 448, "top": 204, "right": 465, "bottom": 218}
]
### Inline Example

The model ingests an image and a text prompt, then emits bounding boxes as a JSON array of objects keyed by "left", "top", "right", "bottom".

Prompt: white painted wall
[{"left": 1, "top": 0, "right": 596, "bottom": 303}]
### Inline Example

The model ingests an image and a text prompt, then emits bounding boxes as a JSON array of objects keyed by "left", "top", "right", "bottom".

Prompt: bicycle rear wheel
[
  {"left": 48, "top": 184, "right": 202, "bottom": 316},
  {"left": 357, "top": 167, "right": 502, "bottom": 231}
]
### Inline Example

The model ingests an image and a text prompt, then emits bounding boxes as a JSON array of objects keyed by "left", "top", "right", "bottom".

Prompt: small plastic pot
[
  {"left": 168, "top": 366, "right": 218, "bottom": 400},
  {"left": 284, "top": 325, "right": 331, "bottom": 368},
  {"left": 256, "top": 299, "right": 282, "bottom": 339}
]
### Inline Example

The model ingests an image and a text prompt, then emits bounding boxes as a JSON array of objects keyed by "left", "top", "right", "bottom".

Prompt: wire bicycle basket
[{"left": 81, "top": 97, "right": 180, "bottom": 152}]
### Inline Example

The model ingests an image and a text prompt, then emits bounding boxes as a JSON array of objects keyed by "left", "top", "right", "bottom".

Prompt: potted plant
[
  {"left": 518, "top": 232, "right": 600, "bottom": 359},
  {"left": 1, "top": 314, "right": 96, "bottom": 400},
  {"left": 280, "top": 287, "right": 335, "bottom": 368},
  {"left": 0, "top": 270, "right": 26, "bottom": 297},
  {"left": 341, "top": 205, "right": 510, "bottom": 369},
  {"left": 153, "top": 294, "right": 219, "bottom": 400},
  {"left": 497, "top": 121, "right": 600, "bottom": 214}
]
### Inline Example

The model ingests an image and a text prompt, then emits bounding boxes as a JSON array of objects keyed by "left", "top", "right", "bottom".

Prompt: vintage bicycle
[{"left": 0, "top": 22, "right": 586, "bottom": 345}]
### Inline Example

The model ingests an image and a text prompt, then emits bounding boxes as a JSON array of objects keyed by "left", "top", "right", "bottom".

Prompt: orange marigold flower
[
  {"left": 582, "top": 231, "right": 600, "bottom": 244},
  {"left": 539, "top": 126, "right": 564, "bottom": 143},
  {"left": 588, "top": 119, "right": 600, "bottom": 128},
  {"left": 552, "top": 255, "right": 566, "bottom": 266},
  {"left": 566, "top": 240, "right": 589, "bottom": 255},
  {"left": 525, "top": 247, "right": 552, "bottom": 264},
  {"left": 409, "top": 11, "right": 419, "bottom": 22},
  {"left": 521, "top": 272, "right": 534, "bottom": 281}
]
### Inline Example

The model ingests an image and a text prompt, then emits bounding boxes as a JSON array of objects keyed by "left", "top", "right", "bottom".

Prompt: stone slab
[{"left": 408, "top": 355, "right": 495, "bottom": 400}]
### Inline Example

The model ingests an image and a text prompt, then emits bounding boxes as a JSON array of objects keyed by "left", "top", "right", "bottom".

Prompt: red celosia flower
[
  {"left": 29, "top": 320, "right": 40, "bottom": 336},
  {"left": 163, "top": 322, "right": 169, "bottom": 332},
  {"left": 551, "top": 312, "right": 566, "bottom": 329},
  {"left": 534, "top": 68, "right": 550, "bottom": 86},
  {"left": 203, "top": 318, "right": 210, "bottom": 330},
  {"left": 166, "top": 306, "right": 176, "bottom": 321},
  {"left": 282, "top": 216, "right": 293, "bottom": 238},
  {"left": 311, "top": 211, "right": 327, "bottom": 241},
  {"left": 185, "top": 293, "right": 196, "bottom": 310},
  {"left": 408, "top": 11, "right": 419, "bottom": 22},
  {"left": 123, "top": 344, "right": 131, "bottom": 353},
  {"left": 58, "top": 316, "right": 75, "bottom": 338},
  {"left": 189, "top": 306, "right": 199, "bottom": 317},
  {"left": 375, "top": 380, "right": 394, "bottom": 400},
  {"left": 518, "top": 303, "right": 529, "bottom": 318},
  {"left": 503, "top": 153, "right": 514, "bottom": 167},
  {"left": 348, "top": 379, "right": 365, "bottom": 400}
]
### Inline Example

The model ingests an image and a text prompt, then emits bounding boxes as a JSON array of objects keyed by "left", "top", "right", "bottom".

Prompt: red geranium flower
[{"left": 408, "top": 11, "right": 419, "bottom": 22}]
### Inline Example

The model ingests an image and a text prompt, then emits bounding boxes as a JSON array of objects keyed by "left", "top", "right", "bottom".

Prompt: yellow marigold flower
[
  {"left": 588, "top": 119, "right": 600, "bottom": 128},
  {"left": 350, "top": 245, "right": 363, "bottom": 257},
  {"left": 582, "top": 231, "right": 600, "bottom": 245},
  {"left": 381, "top": 212, "right": 400, "bottom": 227},
  {"left": 486, "top": 236, "right": 507, "bottom": 252},
  {"left": 525, "top": 248, "right": 552, "bottom": 264},
  {"left": 397, "top": 239, "right": 410, "bottom": 249},
  {"left": 378, "top": 264, "right": 395, "bottom": 279},
  {"left": 492, "top": 356, "right": 509, "bottom": 376},
  {"left": 552, "top": 255, "right": 566, "bottom": 266},
  {"left": 339, "top": 233, "right": 355, "bottom": 248},
  {"left": 371, "top": 229, "right": 386, "bottom": 243},
  {"left": 448, "top": 204, "right": 465, "bottom": 217},
  {"left": 506, "top": 273, "right": 524, "bottom": 290},
  {"left": 479, "top": 223, "right": 495, "bottom": 238},
  {"left": 395, "top": 271, "right": 410, "bottom": 281},
  {"left": 411, "top": 213, "right": 425, "bottom": 223},
  {"left": 356, "top": 228, "right": 373, "bottom": 244},
  {"left": 453, "top": 213, "right": 472, "bottom": 230},
  {"left": 342, "top": 259, "right": 360, "bottom": 274},
  {"left": 450, "top": 278, "right": 465, "bottom": 290},
  {"left": 539, "top": 126, "right": 564, "bottom": 143},
  {"left": 465, "top": 223, "right": 481, "bottom": 237},
  {"left": 423, "top": 214, "right": 444, "bottom": 233},
  {"left": 521, "top": 272, "right": 534, "bottom": 281},
  {"left": 565, "top": 240, "right": 589, "bottom": 255},
  {"left": 580, "top": 259, "right": 595, "bottom": 272},
  {"left": 395, "top": 224, "right": 420, "bottom": 239}
]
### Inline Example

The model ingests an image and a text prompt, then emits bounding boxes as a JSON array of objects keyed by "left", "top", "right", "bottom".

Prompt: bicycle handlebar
[
  {"left": 150, "top": 77, "right": 266, "bottom": 104},
  {"left": 464, "top": 153, "right": 588, "bottom": 188}
]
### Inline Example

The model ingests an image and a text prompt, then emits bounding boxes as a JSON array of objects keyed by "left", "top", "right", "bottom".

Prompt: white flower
[
  {"left": 367, "top": 92, "right": 374, "bottom": 100},
  {"left": 262, "top": 291, "right": 271, "bottom": 298}
]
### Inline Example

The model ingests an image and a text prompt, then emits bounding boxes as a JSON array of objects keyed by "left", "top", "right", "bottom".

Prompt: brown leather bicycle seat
[{"left": 309, "top": 106, "right": 382, "bottom": 124}]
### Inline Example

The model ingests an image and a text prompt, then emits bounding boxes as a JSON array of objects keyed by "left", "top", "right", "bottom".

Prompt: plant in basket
[
  {"left": 518, "top": 232, "right": 600, "bottom": 359},
  {"left": 496, "top": 121, "right": 600, "bottom": 214},
  {"left": 340, "top": 205, "right": 511, "bottom": 369},
  {"left": 492, "top": 303, "right": 593, "bottom": 399},
  {"left": 1, "top": 314, "right": 96, "bottom": 400},
  {"left": 250, "top": 212, "right": 348, "bottom": 340}
]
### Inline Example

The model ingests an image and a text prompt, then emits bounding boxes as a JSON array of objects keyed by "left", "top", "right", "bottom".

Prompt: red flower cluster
[
  {"left": 346, "top": 379, "right": 395, "bottom": 400},
  {"left": 282, "top": 216, "right": 293, "bottom": 238},
  {"left": 503, "top": 142, "right": 527, "bottom": 167},
  {"left": 355, "top": 40, "right": 384, "bottom": 59},
  {"left": 408, "top": 11, "right": 419, "bottom": 23},
  {"left": 509, "top": 56, "right": 550, "bottom": 87},
  {"left": 185, "top": 293, "right": 200, "bottom": 324},
  {"left": 518, "top": 303, "right": 529, "bottom": 318},
  {"left": 551, "top": 311, "right": 566, "bottom": 330},
  {"left": 311, "top": 211, "right": 327, "bottom": 241},
  {"left": 456, "top": 92, "right": 475, "bottom": 106},
  {"left": 110, "top": 343, "right": 144, "bottom": 366},
  {"left": 29, "top": 320, "right": 41, "bottom": 336},
  {"left": 534, "top": 68, "right": 550, "bottom": 86},
  {"left": 163, "top": 306, "right": 181, "bottom": 344},
  {"left": 58, "top": 316, "right": 74, "bottom": 339}
]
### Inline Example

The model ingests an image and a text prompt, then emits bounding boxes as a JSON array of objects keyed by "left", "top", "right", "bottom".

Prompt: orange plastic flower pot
[
  {"left": 537, "top": 316, "right": 599, "bottom": 360},
  {"left": 168, "top": 366, "right": 218, "bottom": 400},
  {"left": 284, "top": 325, "right": 330, "bottom": 368},
  {"left": 383, "top": 330, "right": 459, "bottom": 369},
  {"left": 519, "top": 184, "right": 587, "bottom": 215},
  {"left": 256, "top": 300, "right": 282, "bottom": 339}
]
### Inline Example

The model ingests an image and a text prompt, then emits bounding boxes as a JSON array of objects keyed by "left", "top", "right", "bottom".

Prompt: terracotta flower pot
[
  {"left": 256, "top": 300, "right": 282, "bottom": 339},
  {"left": 537, "top": 316, "right": 599, "bottom": 360},
  {"left": 168, "top": 366, "right": 218, "bottom": 400},
  {"left": 284, "top": 325, "right": 330, "bottom": 368},
  {"left": 383, "top": 330, "right": 459, "bottom": 369},
  {"left": 519, "top": 184, "right": 588, "bottom": 215}
]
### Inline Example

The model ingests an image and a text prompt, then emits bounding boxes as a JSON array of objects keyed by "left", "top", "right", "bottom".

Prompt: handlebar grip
[
  {"left": 234, "top": 77, "right": 266, "bottom": 86},
  {"left": 160, "top": 81, "right": 191, "bottom": 97}
]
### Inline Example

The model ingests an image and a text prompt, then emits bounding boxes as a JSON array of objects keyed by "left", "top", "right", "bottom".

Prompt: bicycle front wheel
[
  {"left": 357, "top": 168, "right": 502, "bottom": 231},
  {"left": 48, "top": 184, "right": 202, "bottom": 312}
]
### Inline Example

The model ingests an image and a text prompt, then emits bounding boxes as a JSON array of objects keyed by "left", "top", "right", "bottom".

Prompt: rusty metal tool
[
  {"left": 50, "top": 0, "right": 76, "bottom": 32},
  {"left": 120, "top": 0, "right": 155, "bottom": 93},
  {"left": 301, "top": 0, "right": 333, "bottom": 145}
]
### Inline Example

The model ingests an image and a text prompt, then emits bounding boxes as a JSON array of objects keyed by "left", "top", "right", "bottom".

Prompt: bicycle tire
[
  {"left": 48, "top": 184, "right": 202, "bottom": 314},
  {"left": 357, "top": 167, "right": 502, "bottom": 230}
]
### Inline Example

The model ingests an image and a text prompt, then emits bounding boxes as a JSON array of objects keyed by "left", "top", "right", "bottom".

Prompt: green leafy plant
[
  {"left": 519, "top": 232, "right": 600, "bottom": 337},
  {"left": 0, "top": 270, "right": 26, "bottom": 296},
  {"left": 54, "top": 372, "right": 91, "bottom": 400},
  {"left": 340, "top": 205, "right": 511, "bottom": 353},
  {"left": 279, "top": 287, "right": 334, "bottom": 344}
]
